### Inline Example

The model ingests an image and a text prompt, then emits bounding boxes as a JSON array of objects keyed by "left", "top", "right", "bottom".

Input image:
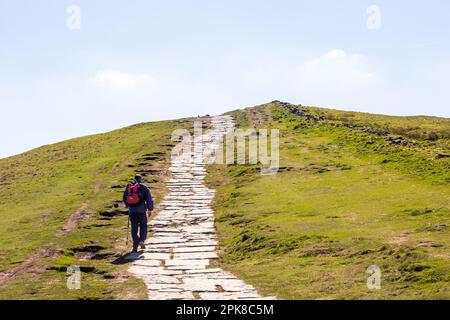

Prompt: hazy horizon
[
  {"left": 1, "top": 0, "right": 450, "bottom": 158},
  {"left": 2, "top": 99, "right": 448, "bottom": 160}
]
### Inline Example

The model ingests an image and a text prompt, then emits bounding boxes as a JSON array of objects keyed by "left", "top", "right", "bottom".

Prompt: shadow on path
[{"left": 112, "top": 251, "right": 143, "bottom": 265}]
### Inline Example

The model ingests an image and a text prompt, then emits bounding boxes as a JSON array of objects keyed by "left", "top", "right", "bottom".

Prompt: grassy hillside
[
  {"left": 207, "top": 102, "right": 450, "bottom": 299},
  {"left": 0, "top": 117, "right": 194, "bottom": 299},
  {"left": 1, "top": 101, "right": 448, "bottom": 300}
]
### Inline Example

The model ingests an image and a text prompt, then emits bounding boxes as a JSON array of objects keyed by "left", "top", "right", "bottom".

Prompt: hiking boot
[{"left": 139, "top": 241, "right": 146, "bottom": 249}]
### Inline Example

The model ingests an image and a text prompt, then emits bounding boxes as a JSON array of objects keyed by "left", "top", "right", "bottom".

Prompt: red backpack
[{"left": 126, "top": 183, "right": 142, "bottom": 206}]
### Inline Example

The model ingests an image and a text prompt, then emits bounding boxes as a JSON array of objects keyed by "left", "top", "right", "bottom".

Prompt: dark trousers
[{"left": 129, "top": 211, "right": 148, "bottom": 249}]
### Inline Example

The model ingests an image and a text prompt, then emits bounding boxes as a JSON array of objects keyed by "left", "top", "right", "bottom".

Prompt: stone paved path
[{"left": 129, "top": 115, "right": 274, "bottom": 300}]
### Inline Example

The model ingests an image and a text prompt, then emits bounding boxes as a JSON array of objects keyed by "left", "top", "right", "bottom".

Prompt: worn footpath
[{"left": 129, "top": 116, "right": 275, "bottom": 300}]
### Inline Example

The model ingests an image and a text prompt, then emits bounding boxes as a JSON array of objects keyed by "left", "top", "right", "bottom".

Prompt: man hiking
[{"left": 123, "top": 174, "right": 154, "bottom": 253}]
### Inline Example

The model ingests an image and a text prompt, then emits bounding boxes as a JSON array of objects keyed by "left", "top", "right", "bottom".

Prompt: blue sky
[{"left": 1, "top": 0, "right": 449, "bottom": 158}]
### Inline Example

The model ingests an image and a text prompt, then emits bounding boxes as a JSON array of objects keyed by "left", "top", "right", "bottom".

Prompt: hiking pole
[{"left": 126, "top": 214, "right": 130, "bottom": 246}]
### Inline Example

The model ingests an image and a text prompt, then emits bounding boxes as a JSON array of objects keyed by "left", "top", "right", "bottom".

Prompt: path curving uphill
[{"left": 129, "top": 116, "right": 274, "bottom": 300}]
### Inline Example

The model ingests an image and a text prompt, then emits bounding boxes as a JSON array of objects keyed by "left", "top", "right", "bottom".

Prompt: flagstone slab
[
  {"left": 148, "top": 291, "right": 194, "bottom": 300},
  {"left": 132, "top": 260, "right": 162, "bottom": 267},
  {"left": 173, "top": 252, "right": 218, "bottom": 260},
  {"left": 198, "top": 292, "right": 260, "bottom": 300},
  {"left": 139, "top": 252, "right": 171, "bottom": 260},
  {"left": 140, "top": 276, "right": 181, "bottom": 285},
  {"left": 129, "top": 266, "right": 183, "bottom": 276},
  {"left": 172, "top": 246, "right": 216, "bottom": 253},
  {"left": 147, "top": 237, "right": 185, "bottom": 244},
  {"left": 148, "top": 284, "right": 185, "bottom": 291},
  {"left": 181, "top": 278, "right": 218, "bottom": 292},
  {"left": 164, "top": 259, "right": 210, "bottom": 267}
]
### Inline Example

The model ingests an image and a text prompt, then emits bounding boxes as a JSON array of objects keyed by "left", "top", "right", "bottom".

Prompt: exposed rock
[{"left": 388, "top": 137, "right": 404, "bottom": 145}]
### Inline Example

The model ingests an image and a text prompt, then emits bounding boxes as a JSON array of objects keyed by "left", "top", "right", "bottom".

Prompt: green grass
[
  {"left": 1, "top": 101, "right": 448, "bottom": 300},
  {"left": 0, "top": 118, "right": 193, "bottom": 299},
  {"left": 307, "top": 106, "right": 450, "bottom": 141},
  {"left": 207, "top": 102, "right": 450, "bottom": 299}
]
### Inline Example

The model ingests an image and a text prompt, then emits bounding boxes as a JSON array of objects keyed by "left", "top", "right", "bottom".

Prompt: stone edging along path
[{"left": 129, "top": 116, "right": 275, "bottom": 300}]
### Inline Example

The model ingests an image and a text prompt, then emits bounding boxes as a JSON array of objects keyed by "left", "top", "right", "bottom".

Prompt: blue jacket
[{"left": 123, "top": 183, "right": 154, "bottom": 213}]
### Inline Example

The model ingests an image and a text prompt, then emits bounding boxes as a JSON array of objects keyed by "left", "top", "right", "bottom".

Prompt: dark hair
[{"left": 134, "top": 174, "right": 142, "bottom": 183}]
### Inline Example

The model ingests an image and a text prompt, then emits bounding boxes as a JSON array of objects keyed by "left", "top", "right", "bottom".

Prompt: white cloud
[
  {"left": 90, "top": 69, "right": 155, "bottom": 89},
  {"left": 3, "top": 49, "right": 449, "bottom": 159},
  {"left": 285, "top": 49, "right": 384, "bottom": 110},
  {"left": 324, "top": 49, "right": 348, "bottom": 59},
  {"left": 210, "top": 49, "right": 384, "bottom": 110},
  {"left": 297, "top": 49, "right": 380, "bottom": 90}
]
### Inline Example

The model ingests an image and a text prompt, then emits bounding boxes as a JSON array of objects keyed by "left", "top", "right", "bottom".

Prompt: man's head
[{"left": 134, "top": 174, "right": 143, "bottom": 184}]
